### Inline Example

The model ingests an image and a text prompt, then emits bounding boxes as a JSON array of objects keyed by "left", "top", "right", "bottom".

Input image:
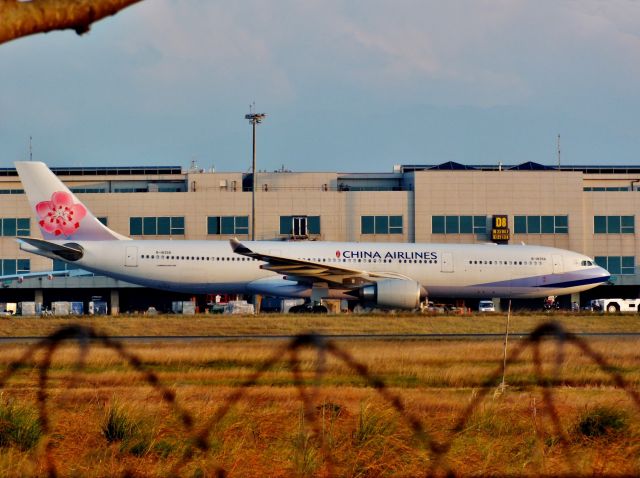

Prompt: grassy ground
[
  {"left": 0, "top": 336, "right": 638, "bottom": 476},
  {"left": 0, "top": 311, "right": 639, "bottom": 337}
]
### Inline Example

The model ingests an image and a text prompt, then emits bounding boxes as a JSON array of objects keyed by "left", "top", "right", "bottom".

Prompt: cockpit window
[{"left": 581, "top": 260, "right": 593, "bottom": 266}]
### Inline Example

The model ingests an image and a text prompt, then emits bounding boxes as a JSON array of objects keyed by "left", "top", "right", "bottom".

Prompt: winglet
[{"left": 229, "top": 238, "right": 255, "bottom": 256}]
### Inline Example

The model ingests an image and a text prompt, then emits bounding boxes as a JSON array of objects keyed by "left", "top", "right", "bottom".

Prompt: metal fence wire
[{"left": 0, "top": 321, "right": 638, "bottom": 477}]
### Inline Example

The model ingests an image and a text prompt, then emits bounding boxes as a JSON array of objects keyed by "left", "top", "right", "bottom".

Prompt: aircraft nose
[{"left": 595, "top": 266, "right": 610, "bottom": 283}]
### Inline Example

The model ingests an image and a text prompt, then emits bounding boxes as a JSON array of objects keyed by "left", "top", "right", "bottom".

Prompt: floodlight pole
[{"left": 245, "top": 109, "right": 266, "bottom": 241}]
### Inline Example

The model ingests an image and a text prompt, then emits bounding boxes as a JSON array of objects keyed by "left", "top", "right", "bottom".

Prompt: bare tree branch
[{"left": 0, "top": 0, "right": 143, "bottom": 45}]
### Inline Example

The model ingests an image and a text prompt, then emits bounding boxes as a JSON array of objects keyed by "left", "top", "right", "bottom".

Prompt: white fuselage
[{"left": 22, "top": 240, "right": 610, "bottom": 300}]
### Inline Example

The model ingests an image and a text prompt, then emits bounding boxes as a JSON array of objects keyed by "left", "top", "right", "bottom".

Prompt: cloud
[
  {"left": 88, "top": 0, "right": 640, "bottom": 111},
  {"left": 113, "top": 1, "right": 296, "bottom": 109}
]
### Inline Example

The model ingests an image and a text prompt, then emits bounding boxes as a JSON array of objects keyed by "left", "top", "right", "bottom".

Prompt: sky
[{"left": 1, "top": 0, "right": 640, "bottom": 172}]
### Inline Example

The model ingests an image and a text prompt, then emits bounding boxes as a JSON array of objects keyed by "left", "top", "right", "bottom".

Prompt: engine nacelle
[{"left": 359, "top": 279, "right": 425, "bottom": 309}]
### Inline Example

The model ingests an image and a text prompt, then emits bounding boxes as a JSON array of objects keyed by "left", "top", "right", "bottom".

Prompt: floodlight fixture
[{"left": 245, "top": 113, "right": 266, "bottom": 125}]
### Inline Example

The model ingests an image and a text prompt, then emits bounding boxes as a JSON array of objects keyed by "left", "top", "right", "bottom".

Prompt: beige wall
[
  {"left": 585, "top": 191, "right": 640, "bottom": 260},
  {"left": 413, "top": 170, "right": 583, "bottom": 251}
]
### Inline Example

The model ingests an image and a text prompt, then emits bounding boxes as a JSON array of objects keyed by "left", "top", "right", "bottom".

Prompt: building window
[
  {"left": 361, "top": 215, "right": 403, "bottom": 234},
  {"left": 1, "top": 218, "right": 30, "bottom": 236},
  {"left": 97, "top": 217, "right": 108, "bottom": 226},
  {"left": 307, "top": 216, "right": 321, "bottom": 235},
  {"left": 514, "top": 215, "right": 568, "bottom": 234},
  {"left": 52, "top": 259, "right": 83, "bottom": 272},
  {"left": 594, "top": 216, "right": 634, "bottom": 234},
  {"left": 70, "top": 187, "right": 107, "bottom": 193},
  {"left": 208, "top": 216, "right": 249, "bottom": 235},
  {"left": 361, "top": 216, "right": 374, "bottom": 234},
  {"left": 1, "top": 259, "right": 30, "bottom": 275},
  {"left": 114, "top": 188, "right": 147, "bottom": 193},
  {"left": 17, "top": 259, "right": 30, "bottom": 274},
  {"left": 280, "top": 216, "right": 321, "bottom": 236},
  {"left": 584, "top": 187, "right": 630, "bottom": 192},
  {"left": 129, "top": 216, "right": 184, "bottom": 236},
  {"left": 130, "top": 217, "right": 142, "bottom": 235},
  {"left": 432, "top": 215, "right": 486, "bottom": 234},
  {"left": 594, "top": 256, "right": 635, "bottom": 275}
]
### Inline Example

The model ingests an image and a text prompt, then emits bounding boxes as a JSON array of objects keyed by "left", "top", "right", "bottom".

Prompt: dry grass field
[{"left": 0, "top": 319, "right": 638, "bottom": 477}]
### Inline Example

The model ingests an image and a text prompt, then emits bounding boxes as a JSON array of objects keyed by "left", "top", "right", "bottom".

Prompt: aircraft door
[
  {"left": 125, "top": 246, "right": 138, "bottom": 267},
  {"left": 441, "top": 252, "right": 454, "bottom": 273},
  {"left": 552, "top": 254, "right": 563, "bottom": 274}
]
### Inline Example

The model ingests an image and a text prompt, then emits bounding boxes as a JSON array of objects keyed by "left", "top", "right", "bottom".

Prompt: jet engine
[{"left": 359, "top": 279, "right": 425, "bottom": 309}]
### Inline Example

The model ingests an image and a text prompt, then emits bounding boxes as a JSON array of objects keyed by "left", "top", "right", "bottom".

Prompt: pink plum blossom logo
[{"left": 36, "top": 191, "right": 87, "bottom": 237}]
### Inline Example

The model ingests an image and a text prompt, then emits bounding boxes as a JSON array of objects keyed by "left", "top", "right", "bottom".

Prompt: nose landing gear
[{"left": 288, "top": 302, "right": 329, "bottom": 314}]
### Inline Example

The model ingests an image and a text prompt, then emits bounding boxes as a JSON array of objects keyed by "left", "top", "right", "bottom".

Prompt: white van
[{"left": 478, "top": 300, "right": 496, "bottom": 312}]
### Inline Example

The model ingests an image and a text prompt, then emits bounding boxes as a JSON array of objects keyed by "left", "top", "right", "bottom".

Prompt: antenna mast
[{"left": 557, "top": 134, "right": 561, "bottom": 168}]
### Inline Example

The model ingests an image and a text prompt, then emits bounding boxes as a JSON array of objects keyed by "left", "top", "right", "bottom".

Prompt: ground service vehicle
[
  {"left": 478, "top": 300, "right": 496, "bottom": 312},
  {"left": 591, "top": 298, "right": 640, "bottom": 313}
]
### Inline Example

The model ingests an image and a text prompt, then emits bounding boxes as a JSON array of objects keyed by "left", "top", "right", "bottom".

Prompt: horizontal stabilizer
[{"left": 17, "top": 237, "right": 84, "bottom": 261}]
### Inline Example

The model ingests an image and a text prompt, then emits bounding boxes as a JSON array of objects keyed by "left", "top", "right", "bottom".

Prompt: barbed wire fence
[{"left": 0, "top": 321, "right": 638, "bottom": 477}]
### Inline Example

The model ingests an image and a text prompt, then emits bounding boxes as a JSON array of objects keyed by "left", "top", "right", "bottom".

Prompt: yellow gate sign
[{"left": 491, "top": 215, "right": 510, "bottom": 243}]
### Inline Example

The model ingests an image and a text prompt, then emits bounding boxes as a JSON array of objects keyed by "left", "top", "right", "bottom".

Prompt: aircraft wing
[{"left": 230, "top": 238, "right": 410, "bottom": 287}]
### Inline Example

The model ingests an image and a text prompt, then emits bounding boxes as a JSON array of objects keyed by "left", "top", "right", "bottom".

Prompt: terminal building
[{"left": 0, "top": 161, "right": 638, "bottom": 312}]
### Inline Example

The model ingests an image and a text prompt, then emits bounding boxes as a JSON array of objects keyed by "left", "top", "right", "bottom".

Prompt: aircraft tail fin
[{"left": 15, "top": 161, "right": 128, "bottom": 240}]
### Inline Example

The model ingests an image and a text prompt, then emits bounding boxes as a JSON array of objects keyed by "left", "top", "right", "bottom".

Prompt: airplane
[{"left": 13, "top": 161, "right": 610, "bottom": 311}]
